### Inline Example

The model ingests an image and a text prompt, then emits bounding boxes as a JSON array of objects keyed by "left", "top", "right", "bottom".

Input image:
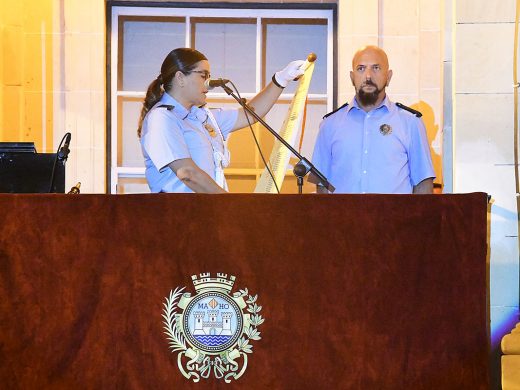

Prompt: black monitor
[
  {"left": 0, "top": 142, "right": 37, "bottom": 153},
  {"left": 0, "top": 143, "right": 65, "bottom": 193}
]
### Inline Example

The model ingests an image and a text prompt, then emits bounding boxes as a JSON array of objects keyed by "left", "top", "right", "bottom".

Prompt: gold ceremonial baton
[{"left": 254, "top": 53, "right": 317, "bottom": 193}]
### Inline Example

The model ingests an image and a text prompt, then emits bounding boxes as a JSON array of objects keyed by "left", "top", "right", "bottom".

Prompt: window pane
[
  {"left": 263, "top": 19, "right": 328, "bottom": 95},
  {"left": 262, "top": 100, "right": 328, "bottom": 158},
  {"left": 121, "top": 17, "right": 185, "bottom": 91},
  {"left": 193, "top": 18, "right": 257, "bottom": 91},
  {"left": 112, "top": 8, "right": 333, "bottom": 194},
  {"left": 117, "top": 177, "right": 150, "bottom": 194},
  {"left": 226, "top": 174, "right": 258, "bottom": 193},
  {"left": 205, "top": 99, "right": 259, "bottom": 169},
  {"left": 118, "top": 97, "right": 144, "bottom": 167},
  {"left": 207, "top": 98, "right": 327, "bottom": 169}
]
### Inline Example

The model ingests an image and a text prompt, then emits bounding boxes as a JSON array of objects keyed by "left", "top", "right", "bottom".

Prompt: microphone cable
[
  {"left": 228, "top": 80, "right": 281, "bottom": 194},
  {"left": 48, "top": 132, "right": 71, "bottom": 193}
]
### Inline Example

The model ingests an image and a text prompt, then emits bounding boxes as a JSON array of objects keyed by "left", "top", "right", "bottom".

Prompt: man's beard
[{"left": 357, "top": 81, "right": 382, "bottom": 106}]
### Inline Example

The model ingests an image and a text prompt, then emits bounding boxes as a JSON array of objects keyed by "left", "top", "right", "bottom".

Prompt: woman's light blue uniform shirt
[{"left": 140, "top": 93, "right": 238, "bottom": 193}]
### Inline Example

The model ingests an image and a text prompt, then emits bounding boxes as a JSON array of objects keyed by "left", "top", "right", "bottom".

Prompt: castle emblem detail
[{"left": 162, "top": 273, "right": 264, "bottom": 383}]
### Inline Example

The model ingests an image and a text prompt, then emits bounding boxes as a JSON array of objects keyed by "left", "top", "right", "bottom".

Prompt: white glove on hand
[{"left": 273, "top": 60, "right": 306, "bottom": 88}]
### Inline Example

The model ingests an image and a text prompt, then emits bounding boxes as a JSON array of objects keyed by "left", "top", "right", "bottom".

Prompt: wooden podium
[{"left": 0, "top": 193, "right": 489, "bottom": 388}]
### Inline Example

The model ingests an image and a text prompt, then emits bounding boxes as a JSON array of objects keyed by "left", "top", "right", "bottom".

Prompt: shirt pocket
[{"left": 183, "top": 127, "right": 211, "bottom": 150}]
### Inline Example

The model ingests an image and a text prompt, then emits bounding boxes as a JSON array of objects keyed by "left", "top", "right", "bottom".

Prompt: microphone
[
  {"left": 204, "top": 78, "right": 230, "bottom": 90},
  {"left": 57, "top": 132, "right": 71, "bottom": 162}
]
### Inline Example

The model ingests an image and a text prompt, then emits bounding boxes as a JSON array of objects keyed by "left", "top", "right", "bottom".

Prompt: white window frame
[{"left": 110, "top": 5, "right": 335, "bottom": 193}]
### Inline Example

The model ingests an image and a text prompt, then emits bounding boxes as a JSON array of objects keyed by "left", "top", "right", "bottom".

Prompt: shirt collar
[
  {"left": 158, "top": 93, "right": 206, "bottom": 120},
  {"left": 348, "top": 95, "right": 394, "bottom": 114}
]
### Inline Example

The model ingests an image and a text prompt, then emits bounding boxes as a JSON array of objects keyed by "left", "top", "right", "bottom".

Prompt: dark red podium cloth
[{"left": 0, "top": 193, "right": 489, "bottom": 389}]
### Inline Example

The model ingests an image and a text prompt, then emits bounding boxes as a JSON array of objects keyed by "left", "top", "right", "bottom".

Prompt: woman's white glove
[{"left": 273, "top": 60, "right": 306, "bottom": 88}]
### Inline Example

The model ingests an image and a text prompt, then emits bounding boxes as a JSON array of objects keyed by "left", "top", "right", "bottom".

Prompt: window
[{"left": 109, "top": 4, "right": 335, "bottom": 193}]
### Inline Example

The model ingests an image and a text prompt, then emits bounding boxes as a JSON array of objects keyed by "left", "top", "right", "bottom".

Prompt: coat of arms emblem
[
  {"left": 379, "top": 123, "right": 392, "bottom": 135},
  {"left": 162, "top": 273, "right": 264, "bottom": 383}
]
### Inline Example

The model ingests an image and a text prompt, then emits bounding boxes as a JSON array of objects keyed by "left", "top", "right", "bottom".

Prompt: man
[{"left": 311, "top": 46, "right": 435, "bottom": 194}]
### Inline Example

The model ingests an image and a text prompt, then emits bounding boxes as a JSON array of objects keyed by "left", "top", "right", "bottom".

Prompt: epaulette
[
  {"left": 323, "top": 102, "right": 349, "bottom": 119},
  {"left": 157, "top": 104, "right": 174, "bottom": 111},
  {"left": 396, "top": 102, "right": 422, "bottom": 117}
]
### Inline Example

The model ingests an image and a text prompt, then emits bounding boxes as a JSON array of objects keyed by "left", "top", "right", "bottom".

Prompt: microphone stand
[{"left": 220, "top": 84, "right": 335, "bottom": 193}]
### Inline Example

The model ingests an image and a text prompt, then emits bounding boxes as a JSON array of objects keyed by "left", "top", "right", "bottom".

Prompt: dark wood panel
[{"left": 0, "top": 193, "right": 489, "bottom": 389}]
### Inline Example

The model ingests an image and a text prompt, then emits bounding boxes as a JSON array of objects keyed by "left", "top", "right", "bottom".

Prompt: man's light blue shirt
[
  {"left": 311, "top": 96, "right": 435, "bottom": 194},
  {"left": 140, "top": 93, "right": 238, "bottom": 193}
]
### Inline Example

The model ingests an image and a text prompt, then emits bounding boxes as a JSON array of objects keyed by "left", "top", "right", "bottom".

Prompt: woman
[{"left": 138, "top": 48, "right": 304, "bottom": 193}]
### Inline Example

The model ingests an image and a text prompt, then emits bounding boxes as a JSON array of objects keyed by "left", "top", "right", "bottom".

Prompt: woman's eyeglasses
[{"left": 189, "top": 70, "right": 211, "bottom": 81}]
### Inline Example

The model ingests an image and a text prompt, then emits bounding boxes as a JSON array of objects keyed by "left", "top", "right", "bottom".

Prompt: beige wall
[
  {"left": 52, "top": 0, "right": 106, "bottom": 193},
  {"left": 454, "top": 1, "right": 519, "bottom": 386},
  {"left": 0, "top": 0, "right": 105, "bottom": 193},
  {"left": 2, "top": 0, "right": 443, "bottom": 192},
  {"left": 0, "top": 0, "right": 54, "bottom": 151},
  {"left": 1, "top": 0, "right": 518, "bottom": 386},
  {"left": 454, "top": 0, "right": 518, "bottom": 277}
]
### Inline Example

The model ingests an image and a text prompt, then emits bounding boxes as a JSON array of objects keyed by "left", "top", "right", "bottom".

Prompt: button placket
[{"left": 360, "top": 113, "right": 371, "bottom": 193}]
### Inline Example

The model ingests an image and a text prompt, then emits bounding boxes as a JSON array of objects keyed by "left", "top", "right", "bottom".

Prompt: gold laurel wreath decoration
[{"left": 162, "top": 287, "right": 187, "bottom": 352}]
